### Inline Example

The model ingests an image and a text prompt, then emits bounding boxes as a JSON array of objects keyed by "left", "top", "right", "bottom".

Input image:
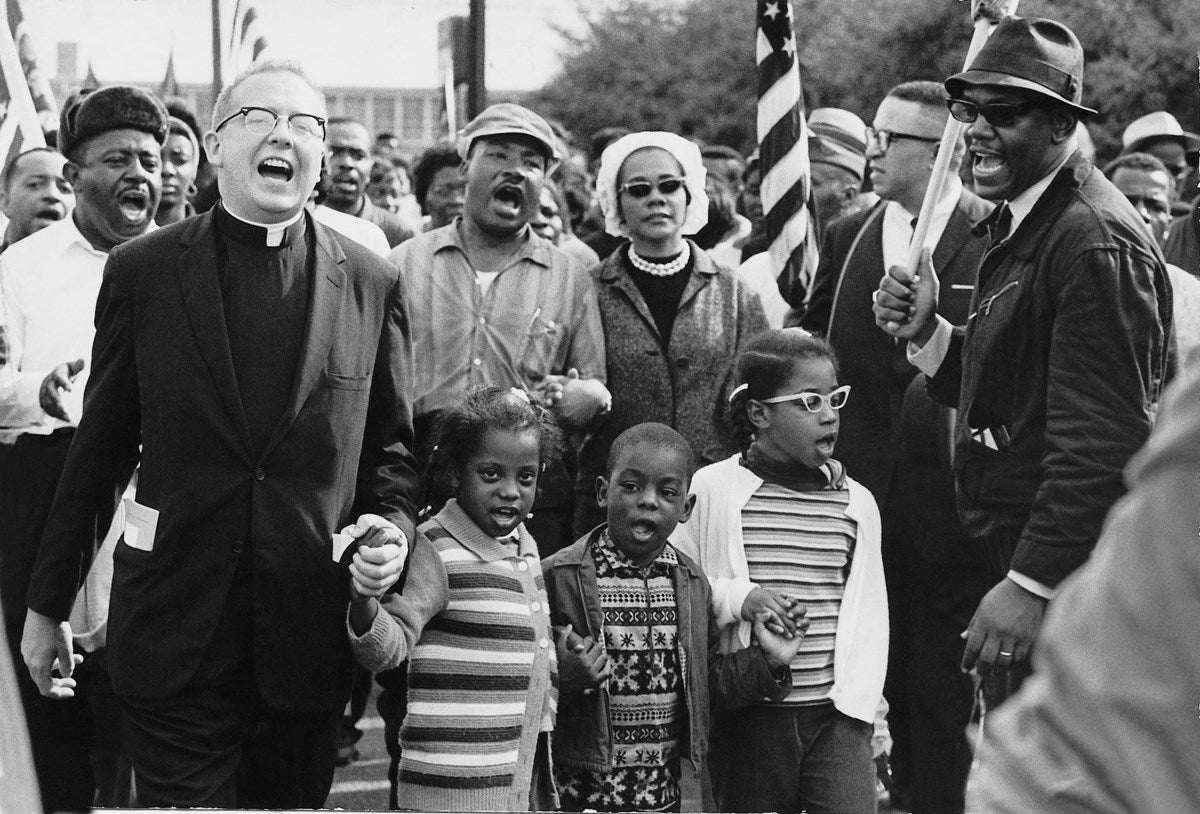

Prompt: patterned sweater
[{"left": 349, "top": 499, "right": 558, "bottom": 811}]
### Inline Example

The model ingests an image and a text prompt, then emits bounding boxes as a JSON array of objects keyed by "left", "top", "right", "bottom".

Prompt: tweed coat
[{"left": 572, "top": 241, "right": 768, "bottom": 534}]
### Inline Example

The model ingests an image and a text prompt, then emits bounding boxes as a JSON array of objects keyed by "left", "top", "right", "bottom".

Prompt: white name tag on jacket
[{"left": 123, "top": 499, "right": 160, "bottom": 551}]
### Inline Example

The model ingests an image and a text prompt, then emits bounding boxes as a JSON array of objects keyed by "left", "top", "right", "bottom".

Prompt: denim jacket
[{"left": 541, "top": 526, "right": 788, "bottom": 774}]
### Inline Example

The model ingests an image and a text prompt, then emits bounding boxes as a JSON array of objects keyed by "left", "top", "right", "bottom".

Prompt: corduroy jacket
[{"left": 542, "top": 527, "right": 788, "bottom": 775}]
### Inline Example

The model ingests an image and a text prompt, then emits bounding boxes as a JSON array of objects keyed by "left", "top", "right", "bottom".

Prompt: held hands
[
  {"left": 22, "top": 610, "right": 83, "bottom": 699},
  {"left": 553, "top": 623, "right": 611, "bottom": 695},
  {"left": 346, "top": 514, "right": 407, "bottom": 600},
  {"left": 741, "top": 586, "right": 807, "bottom": 638},
  {"left": 752, "top": 611, "right": 807, "bottom": 670},
  {"left": 872, "top": 248, "right": 940, "bottom": 345},
  {"left": 38, "top": 358, "right": 85, "bottom": 421},
  {"left": 534, "top": 369, "right": 611, "bottom": 427},
  {"left": 960, "top": 577, "right": 1047, "bottom": 676}
]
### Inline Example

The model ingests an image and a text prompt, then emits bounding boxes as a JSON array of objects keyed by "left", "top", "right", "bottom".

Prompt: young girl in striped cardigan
[
  {"left": 347, "top": 386, "right": 563, "bottom": 811},
  {"left": 673, "top": 329, "right": 889, "bottom": 814}
]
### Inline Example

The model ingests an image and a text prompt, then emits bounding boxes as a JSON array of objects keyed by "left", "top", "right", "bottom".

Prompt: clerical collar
[{"left": 217, "top": 203, "right": 305, "bottom": 248}]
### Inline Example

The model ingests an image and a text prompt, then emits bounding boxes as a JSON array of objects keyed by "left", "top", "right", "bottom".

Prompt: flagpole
[
  {"left": 905, "top": 0, "right": 1017, "bottom": 276},
  {"left": 211, "top": 0, "right": 223, "bottom": 109}
]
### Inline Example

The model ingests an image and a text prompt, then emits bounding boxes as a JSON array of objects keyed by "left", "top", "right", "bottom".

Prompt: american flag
[
  {"left": 0, "top": 11, "right": 45, "bottom": 190},
  {"left": 757, "top": 0, "right": 819, "bottom": 309},
  {"left": 228, "top": 0, "right": 271, "bottom": 75}
]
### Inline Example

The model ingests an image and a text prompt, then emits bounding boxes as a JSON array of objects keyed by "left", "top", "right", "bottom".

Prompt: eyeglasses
[
  {"left": 946, "top": 98, "right": 1044, "bottom": 128},
  {"left": 760, "top": 384, "right": 851, "bottom": 412},
  {"left": 215, "top": 106, "right": 326, "bottom": 143},
  {"left": 866, "top": 128, "right": 939, "bottom": 154},
  {"left": 619, "top": 177, "right": 686, "bottom": 198}
]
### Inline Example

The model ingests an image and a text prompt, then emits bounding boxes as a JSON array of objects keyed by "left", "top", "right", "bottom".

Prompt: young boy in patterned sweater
[{"left": 542, "top": 422, "right": 807, "bottom": 812}]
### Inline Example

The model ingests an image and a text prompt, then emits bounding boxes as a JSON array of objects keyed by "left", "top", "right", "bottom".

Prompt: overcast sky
[{"left": 21, "top": 0, "right": 588, "bottom": 90}]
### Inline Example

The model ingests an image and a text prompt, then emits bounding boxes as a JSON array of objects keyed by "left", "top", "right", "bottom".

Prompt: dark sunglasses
[
  {"left": 619, "top": 177, "right": 686, "bottom": 198},
  {"left": 946, "top": 98, "right": 1044, "bottom": 128}
]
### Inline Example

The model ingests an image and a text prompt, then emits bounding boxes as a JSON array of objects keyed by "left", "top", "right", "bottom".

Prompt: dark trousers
[
  {"left": 882, "top": 494, "right": 995, "bottom": 813},
  {"left": 710, "top": 702, "right": 876, "bottom": 814},
  {"left": 118, "top": 558, "right": 340, "bottom": 808},
  {"left": 376, "top": 663, "right": 409, "bottom": 810},
  {"left": 0, "top": 431, "right": 97, "bottom": 812}
]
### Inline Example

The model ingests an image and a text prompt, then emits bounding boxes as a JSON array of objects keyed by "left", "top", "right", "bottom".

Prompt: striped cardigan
[{"left": 349, "top": 499, "right": 558, "bottom": 811}]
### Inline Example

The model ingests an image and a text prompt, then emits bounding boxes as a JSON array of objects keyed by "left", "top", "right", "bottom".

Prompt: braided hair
[
  {"left": 422, "top": 385, "right": 562, "bottom": 519},
  {"left": 726, "top": 328, "right": 840, "bottom": 452}
]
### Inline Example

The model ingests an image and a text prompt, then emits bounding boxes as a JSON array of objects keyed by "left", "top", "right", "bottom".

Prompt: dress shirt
[
  {"left": 881, "top": 176, "right": 963, "bottom": 274},
  {"left": 904, "top": 154, "right": 1072, "bottom": 600},
  {"left": 313, "top": 205, "right": 389, "bottom": 257},
  {"left": 387, "top": 221, "right": 606, "bottom": 418},
  {"left": 0, "top": 216, "right": 154, "bottom": 440}
]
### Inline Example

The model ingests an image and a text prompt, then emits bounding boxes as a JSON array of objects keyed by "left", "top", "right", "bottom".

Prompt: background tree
[{"left": 533, "top": 0, "right": 1200, "bottom": 163}]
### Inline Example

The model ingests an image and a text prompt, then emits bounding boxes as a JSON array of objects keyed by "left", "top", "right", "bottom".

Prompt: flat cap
[{"left": 456, "top": 103, "right": 561, "bottom": 169}]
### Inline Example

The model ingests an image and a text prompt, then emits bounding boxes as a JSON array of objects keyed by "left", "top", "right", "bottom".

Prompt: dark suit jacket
[
  {"left": 801, "top": 190, "right": 993, "bottom": 504},
  {"left": 26, "top": 210, "right": 420, "bottom": 712}
]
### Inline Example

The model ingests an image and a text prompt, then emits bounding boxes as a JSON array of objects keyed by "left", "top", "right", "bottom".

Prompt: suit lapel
[
  {"left": 177, "top": 215, "right": 254, "bottom": 455},
  {"left": 258, "top": 217, "right": 346, "bottom": 462},
  {"left": 932, "top": 201, "right": 974, "bottom": 281}
]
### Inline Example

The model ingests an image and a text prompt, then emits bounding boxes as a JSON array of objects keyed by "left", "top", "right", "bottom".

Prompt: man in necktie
[
  {"left": 20, "top": 60, "right": 420, "bottom": 808},
  {"left": 802, "top": 80, "right": 992, "bottom": 811},
  {"left": 873, "top": 18, "right": 1170, "bottom": 701}
]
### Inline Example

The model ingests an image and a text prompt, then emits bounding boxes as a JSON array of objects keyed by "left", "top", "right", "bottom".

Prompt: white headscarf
[{"left": 595, "top": 131, "right": 709, "bottom": 239}]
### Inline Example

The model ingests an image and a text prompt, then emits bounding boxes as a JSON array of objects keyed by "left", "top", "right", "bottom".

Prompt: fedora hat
[
  {"left": 946, "top": 17, "right": 1097, "bottom": 115},
  {"left": 1121, "top": 111, "right": 1200, "bottom": 157}
]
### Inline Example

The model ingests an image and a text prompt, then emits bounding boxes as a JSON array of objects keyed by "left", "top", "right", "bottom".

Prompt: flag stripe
[{"left": 757, "top": 0, "right": 817, "bottom": 308}]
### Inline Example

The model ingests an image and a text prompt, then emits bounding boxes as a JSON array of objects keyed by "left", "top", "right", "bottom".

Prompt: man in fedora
[
  {"left": 872, "top": 18, "right": 1170, "bottom": 693},
  {"left": 1120, "top": 110, "right": 1200, "bottom": 207}
]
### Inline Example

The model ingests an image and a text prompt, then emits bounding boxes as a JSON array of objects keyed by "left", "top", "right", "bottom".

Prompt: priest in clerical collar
[{"left": 21, "top": 59, "right": 421, "bottom": 810}]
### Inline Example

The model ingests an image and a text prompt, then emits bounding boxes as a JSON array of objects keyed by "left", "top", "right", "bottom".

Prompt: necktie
[{"left": 989, "top": 202, "right": 1012, "bottom": 250}]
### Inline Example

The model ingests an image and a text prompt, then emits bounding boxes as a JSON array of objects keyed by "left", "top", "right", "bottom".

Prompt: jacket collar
[
  {"left": 430, "top": 219, "right": 554, "bottom": 269},
  {"left": 551, "top": 524, "right": 700, "bottom": 578},
  {"left": 436, "top": 498, "right": 538, "bottom": 562},
  {"left": 972, "top": 150, "right": 1091, "bottom": 262},
  {"left": 595, "top": 238, "right": 717, "bottom": 283},
  {"left": 175, "top": 209, "right": 346, "bottom": 462}
]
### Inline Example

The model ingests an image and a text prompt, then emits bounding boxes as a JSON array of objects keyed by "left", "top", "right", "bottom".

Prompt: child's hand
[
  {"left": 553, "top": 624, "right": 611, "bottom": 695},
  {"left": 752, "top": 611, "right": 808, "bottom": 670},
  {"left": 741, "top": 587, "right": 805, "bottom": 636}
]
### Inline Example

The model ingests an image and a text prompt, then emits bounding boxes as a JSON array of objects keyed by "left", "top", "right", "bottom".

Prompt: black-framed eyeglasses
[
  {"left": 866, "top": 127, "right": 940, "bottom": 154},
  {"left": 619, "top": 177, "right": 686, "bottom": 198},
  {"left": 215, "top": 106, "right": 326, "bottom": 143},
  {"left": 946, "top": 98, "right": 1044, "bottom": 128}
]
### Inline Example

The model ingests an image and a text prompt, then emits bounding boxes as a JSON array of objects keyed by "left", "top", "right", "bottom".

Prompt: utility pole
[
  {"left": 211, "top": 0, "right": 223, "bottom": 109},
  {"left": 467, "top": 0, "right": 486, "bottom": 118}
]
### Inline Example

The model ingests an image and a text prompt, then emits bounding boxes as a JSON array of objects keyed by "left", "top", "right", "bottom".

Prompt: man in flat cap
[
  {"left": 873, "top": 18, "right": 1170, "bottom": 695},
  {"left": 804, "top": 80, "right": 993, "bottom": 812},
  {"left": 381, "top": 101, "right": 607, "bottom": 805},
  {"left": 21, "top": 60, "right": 420, "bottom": 808},
  {"left": 0, "top": 83, "right": 166, "bottom": 811},
  {"left": 808, "top": 107, "right": 871, "bottom": 236}
]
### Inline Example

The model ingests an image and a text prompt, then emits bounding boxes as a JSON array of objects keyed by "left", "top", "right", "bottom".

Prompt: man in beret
[
  {"left": 873, "top": 18, "right": 1170, "bottom": 696},
  {"left": 0, "top": 83, "right": 165, "bottom": 811},
  {"left": 803, "top": 80, "right": 993, "bottom": 812},
  {"left": 21, "top": 60, "right": 419, "bottom": 807}
]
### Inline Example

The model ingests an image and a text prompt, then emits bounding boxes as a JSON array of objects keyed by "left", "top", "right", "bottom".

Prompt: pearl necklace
[{"left": 628, "top": 242, "right": 690, "bottom": 277}]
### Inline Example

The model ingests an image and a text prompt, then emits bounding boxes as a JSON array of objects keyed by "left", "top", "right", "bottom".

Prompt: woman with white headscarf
[{"left": 571, "top": 132, "right": 769, "bottom": 535}]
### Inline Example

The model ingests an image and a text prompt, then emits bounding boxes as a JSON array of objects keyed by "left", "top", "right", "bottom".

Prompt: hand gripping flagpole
[{"left": 905, "top": 0, "right": 1018, "bottom": 276}]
